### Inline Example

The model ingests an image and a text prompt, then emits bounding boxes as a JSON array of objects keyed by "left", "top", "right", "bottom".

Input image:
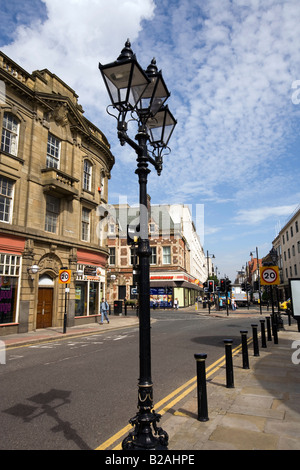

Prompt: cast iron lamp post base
[{"left": 122, "top": 408, "right": 168, "bottom": 450}]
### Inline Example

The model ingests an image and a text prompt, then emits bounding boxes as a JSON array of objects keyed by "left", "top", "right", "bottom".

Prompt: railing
[{"left": 41, "top": 168, "right": 79, "bottom": 197}]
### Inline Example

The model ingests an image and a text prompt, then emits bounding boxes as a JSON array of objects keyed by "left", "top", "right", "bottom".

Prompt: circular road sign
[
  {"left": 261, "top": 267, "right": 278, "bottom": 285},
  {"left": 59, "top": 269, "right": 71, "bottom": 284}
]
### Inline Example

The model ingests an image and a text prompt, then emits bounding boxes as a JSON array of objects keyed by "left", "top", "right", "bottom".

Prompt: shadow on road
[{"left": 3, "top": 388, "right": 91, "bottom": 450}]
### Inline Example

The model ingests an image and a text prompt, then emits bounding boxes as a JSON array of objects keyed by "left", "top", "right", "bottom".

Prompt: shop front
[
  {"left": 150, "top": 272, "right": 202, "bottom": 309},
  {"left": 74, "top": 249, "right": 106, "bottom": 324},
  {"left": 0, "top": 235, "right": 25, "bottom": 333}
]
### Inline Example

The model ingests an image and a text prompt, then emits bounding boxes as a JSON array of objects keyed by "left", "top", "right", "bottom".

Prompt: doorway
[
  {"left": 37, "top": 288, "right": 53, "bottom": 328},
  {"left": 118, "top": 285, "right": 126, "bottom": 300}
]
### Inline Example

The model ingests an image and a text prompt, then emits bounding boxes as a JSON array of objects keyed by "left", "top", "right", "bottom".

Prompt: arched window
[
  {"left": 1, "top": 112, "right": 20, "bottom": 156},
  {"left": 83, "top": 159, "right": 92, "bottom": 191}
]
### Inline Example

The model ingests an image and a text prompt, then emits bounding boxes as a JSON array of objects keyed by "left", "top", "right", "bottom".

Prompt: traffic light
[
  {"left": 208, "top": 280, "right": 214, "bottom": 292},
  {"left": 220, "top": 279, "right": 226, "bottom": 293},
  {"left": 241, "top": 282, "right": 246, "bottom": 290},
  {"left": 246, "top": 282, "right": 251, "bottom": 292},
  {"left": 226, "top": 279, "right": 232, "bottom": 292},
  {"left": 127, "top": 224, "right": 140, "bottom": 245},
  {"left": 254, "top": 280, "right": 259, "bottom": 290}
]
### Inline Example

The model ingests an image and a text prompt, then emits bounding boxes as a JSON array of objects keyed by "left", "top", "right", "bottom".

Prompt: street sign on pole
[
  {"left": 289, "top": 278, "right": 300, "bottom": 317},
  {"left": 59, "top": 269, "right": 71, "bottom": 284},
  {"left": 259, "top": 266, "right": 280, "bottom": 286}
]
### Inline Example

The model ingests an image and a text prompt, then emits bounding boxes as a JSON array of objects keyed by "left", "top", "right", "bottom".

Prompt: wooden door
[{"left": 37, "top": 288, "right": 53, "bottom": 329}]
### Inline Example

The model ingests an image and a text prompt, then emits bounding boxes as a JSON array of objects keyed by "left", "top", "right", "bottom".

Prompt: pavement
[
  {"left": 165, "top": 311, "right": 300, "bottom": 451},
  {"left": 1, "top": 306, "right": 300, "bottom": 451}
]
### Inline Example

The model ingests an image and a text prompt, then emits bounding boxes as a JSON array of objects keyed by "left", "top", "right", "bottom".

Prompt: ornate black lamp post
[{"left": 99, "top": 40, "right": 176, "bottom": 450}]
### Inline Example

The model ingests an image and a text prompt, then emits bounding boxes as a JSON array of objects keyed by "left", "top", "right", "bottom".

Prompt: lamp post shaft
[
  {"left": 121, "top": 127, "right": 168, "bottom": 450},
  {"left": 135, "top": 128, "right": 152, "bottom": 399}
]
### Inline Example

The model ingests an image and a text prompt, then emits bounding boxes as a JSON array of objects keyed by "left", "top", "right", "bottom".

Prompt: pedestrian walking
[
  {"left": 174, "top": 298, "right": 179, "bottom": 309},
  {"left": 100, "top": 298, "right": 110, "bottom": 324}
]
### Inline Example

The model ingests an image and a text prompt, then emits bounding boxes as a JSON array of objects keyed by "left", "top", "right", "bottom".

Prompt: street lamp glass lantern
[
  {"left": 147, "top": 105, "right": 177, "bottom": 148},
  {"left": 99, "top": 41, "right": 150, "bottom": 113},
  {"left": 136, "top": 59, "right": 170, "bottom": 119}
]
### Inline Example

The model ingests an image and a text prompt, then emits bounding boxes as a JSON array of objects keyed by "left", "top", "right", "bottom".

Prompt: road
[{"left": 0, "top": 310, "right": 256, "bottom": 450}]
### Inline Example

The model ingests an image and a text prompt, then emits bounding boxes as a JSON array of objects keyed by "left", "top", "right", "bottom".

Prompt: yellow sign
[
  {"left": 260, "top": 266, "right": 280, "bottom": 286},
  {"left": 59, "top": 269, "right": 71, "bottom": 284}
]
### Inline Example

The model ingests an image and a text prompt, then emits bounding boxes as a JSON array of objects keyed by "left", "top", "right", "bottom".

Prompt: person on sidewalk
[{"left": 100, "top": 298, "right": 110, "bottom": 324}]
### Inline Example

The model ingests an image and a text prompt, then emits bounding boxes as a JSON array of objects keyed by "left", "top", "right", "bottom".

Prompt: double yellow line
[{"left": 96, "top": 337, "right": 253, "bottom": 450}]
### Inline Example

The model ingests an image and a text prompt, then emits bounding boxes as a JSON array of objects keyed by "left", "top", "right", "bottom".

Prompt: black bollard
[
  {"left": 194, "top": 353, "right": 209, "bottom": 422},
  {"left": 266, "top": 317, "right": 272, "bottom": 341},
  {"left": 260, "top": 319, "right": 267, "bottom": 348},
  {"left": 240, "top": 330, "right": 249, "bottom": 369},
  {"left": 273, "top": 321, "right": 278, "bottom": 344},
  {"left": 251, "top": 324, "right": 259, "bottom": 356},
  {"left": 224, "top": 340, "right": 234, "bottom": 388}
]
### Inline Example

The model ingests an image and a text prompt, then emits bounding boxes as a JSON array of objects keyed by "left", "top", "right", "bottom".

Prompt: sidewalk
[{"left": 165, "top": 320, "right": 300, "bottom": 450}]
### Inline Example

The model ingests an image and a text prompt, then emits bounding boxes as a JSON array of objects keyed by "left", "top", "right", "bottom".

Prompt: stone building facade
[
  {"left": 0, "top": 52, "right": 114, "bottom": 334},
  {"left": 272, "top": 205, "right": 300, "bottom": 300}
]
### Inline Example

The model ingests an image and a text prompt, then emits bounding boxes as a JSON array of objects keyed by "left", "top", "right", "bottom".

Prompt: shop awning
[{"left": 150, "top": 280, "right": 202, "bottom": 290}]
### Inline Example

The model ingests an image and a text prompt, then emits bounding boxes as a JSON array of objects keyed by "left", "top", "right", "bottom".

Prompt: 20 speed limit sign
[
  {"left": 260, "top": 266, "right": 280, "bottom": 285},
  {"left": 59, "top": 269, "right": 71, "bottom": 284}
]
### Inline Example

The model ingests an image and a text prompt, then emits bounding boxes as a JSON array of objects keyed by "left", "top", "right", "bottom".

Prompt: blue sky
[{"left": 1, "top": 0, "right": 300, "bottom": 281}]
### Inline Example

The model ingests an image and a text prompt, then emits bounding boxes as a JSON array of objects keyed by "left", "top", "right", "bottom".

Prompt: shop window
[
  {"left": 0, "top": 176, "right": 14, "bottom": 223},
  {"left": 0, "top": 253, "right": 21, "bottom": 324},
  {"left": 46, "top": 133, "right": 60, "bottom": 169},
  {"left": 89, "top": 281, "right": 99, "bottom": 315},
  {"left": 75, "top": 282, "right": 87, "bottom": 316},
  {"left": 75, "top": 264, "right": 102, "bottom": 316},
  {"left": 1, "top": 112, "right": 19, "bottom": 156}
]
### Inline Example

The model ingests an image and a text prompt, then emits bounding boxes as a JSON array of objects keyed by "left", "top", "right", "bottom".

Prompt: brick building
[
  {"left": 106, "top": 201, "right": 207, "bottom": 308},
  {"left": 0, "top": 52, "right": 114, "bottom": 334}
]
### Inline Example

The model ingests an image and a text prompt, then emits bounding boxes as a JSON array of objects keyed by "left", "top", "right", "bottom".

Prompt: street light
[
  {"left": 250, "top": 248, "right": 262, "bottom": 314},
  {"left": 206, "top": 251, "right": 215, "bottom": 313},
  {"left": 99, "top": 40, "right": 176, "bottom": 450}
]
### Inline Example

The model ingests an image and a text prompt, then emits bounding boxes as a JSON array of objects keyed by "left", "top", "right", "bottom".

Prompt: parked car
[{"left": 279, "top": 299, "right": 291, "bottom": 310}]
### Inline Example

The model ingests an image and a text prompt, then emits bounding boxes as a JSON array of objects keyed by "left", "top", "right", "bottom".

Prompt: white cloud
[
  {"left": 234, "top": 204, "right": 298, "bottom": 225},
  {"left": 143, "top": 0, "right": 300, "bottom": 203},
  {"left": 2, "top": 0, "right": 155, "bottom": 121}
]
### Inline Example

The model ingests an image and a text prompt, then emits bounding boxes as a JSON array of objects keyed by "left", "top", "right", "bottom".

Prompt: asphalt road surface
[{"left": 0, "top": 310, "right": 255, "bottom": 450}]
